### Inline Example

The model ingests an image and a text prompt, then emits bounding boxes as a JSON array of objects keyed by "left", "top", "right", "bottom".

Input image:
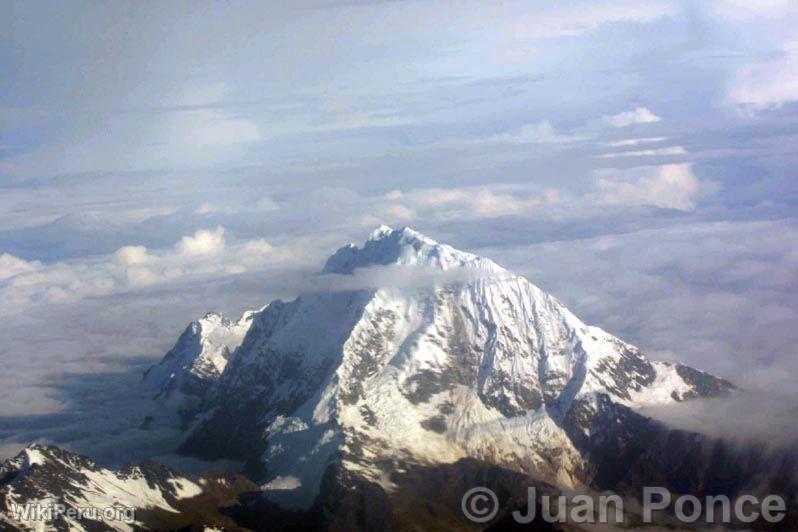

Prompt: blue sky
[{"left": 1, "top": 0, "right": 797, "bottom": 460}]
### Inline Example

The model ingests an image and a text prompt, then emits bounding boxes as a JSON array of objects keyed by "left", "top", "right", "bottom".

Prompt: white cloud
[
  {"left": 0, "top": 227, "right": 280, "bottom": 311},
  {"left": 175, "top": 227, "right": 226, "bottom": 257},
  {"left": 596, "top": 163, "right": 716, "bottom": 210},
  {"left": 114, "top": 246, "right": 151, "bottom": 265},
  {"left": 640, "top": 391, "right": 798, "bottom": 445},
  {"left": 0, "top": 253, "right": 42, "bottom": 281},
  {"left": 363, "top": 170, "right": 719, "bottom": 224},
  {"left": 600, "top": 107, "right": 662, "bottom": 128},
  {"left": 726, "top": 40, "right": 798, "bottom": 109},
  {"left": 384, "top": 168, "right": 716, "bottom": 220}
]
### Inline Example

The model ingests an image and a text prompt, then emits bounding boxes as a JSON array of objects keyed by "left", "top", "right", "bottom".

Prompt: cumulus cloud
[
  {"left": 0, "top": 227, "right": 279, "bottom": 311},
  {"left": 600, "top": 107, "right": 662, "bottom": 128},
  {"left": 378, "top": 167, "right": 717, "bottom": 220},
  {"left": 595, "top": 163, "right": 717, "bottom": 210},
  {"left": 114, "top": 245, "right": 151, "bottom": 266},
  {"left": 175, "top": 226, "right": 226, "bottom": 256},
  {"left": 0, "top": 253, "right": 41, "bottom": 281}
]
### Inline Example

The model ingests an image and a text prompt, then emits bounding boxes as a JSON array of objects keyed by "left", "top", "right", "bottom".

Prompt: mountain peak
[
  {"left": 323, "top": 225, "right": 503, "bottom": 275},
  {"left": 367, "top": 225, "right": 430, "bottom": 244},
  {"left": 367, "top": 224, "right": 395, "bottom": 241},
  {"left": 145, "top": 227, "right": 735, "bottom": 512}
]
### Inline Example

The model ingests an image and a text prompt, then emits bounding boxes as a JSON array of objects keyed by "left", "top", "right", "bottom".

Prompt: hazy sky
[{"left": 1, "top": 1, "right": 797, "bottom": 461}]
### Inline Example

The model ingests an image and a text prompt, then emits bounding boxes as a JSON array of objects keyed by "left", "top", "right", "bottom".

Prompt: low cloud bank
[
  {"left": 639, "top": 391, "right": 798, "bottom": 447},
  {"left": 0, "top": 227, "right": 278, "bottom": 312},
  {"left": 306, "top": 263, "right": 513, "bottom": 293}
]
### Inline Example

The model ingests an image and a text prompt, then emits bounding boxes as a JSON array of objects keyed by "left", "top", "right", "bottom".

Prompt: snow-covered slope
[
  {"left": 144, "top": 311, "right": 256, "bottom": 391},
  {"left": 172, "top": 226, "right": 732, "bottom": 509},
  {"left": 141, "top": 310, "right": 256, "bottom": 428},
  {"left": 0, "top": 445, "right": 254, "bottom": 531}
]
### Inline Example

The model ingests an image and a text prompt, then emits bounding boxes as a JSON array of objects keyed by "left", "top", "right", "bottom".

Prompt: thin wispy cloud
[
  {"left": 606, "top": 137, "right": 668, "bottom": 147},
  {"left": 596, "top": 145, "right": 686, "bottom": 158}
]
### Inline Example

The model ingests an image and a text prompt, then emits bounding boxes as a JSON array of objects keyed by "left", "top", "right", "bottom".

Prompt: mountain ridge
[{"left": 0, "top": 444, "right": 257, "bottom": 531}]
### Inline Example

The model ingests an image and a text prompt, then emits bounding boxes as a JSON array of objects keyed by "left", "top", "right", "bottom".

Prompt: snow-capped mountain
[
  {"left": 0, "top": 444, "right": 256, "bottom": 531},
  {"left": 155, "top": 226, "right": 733, "bottom": 509}
]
